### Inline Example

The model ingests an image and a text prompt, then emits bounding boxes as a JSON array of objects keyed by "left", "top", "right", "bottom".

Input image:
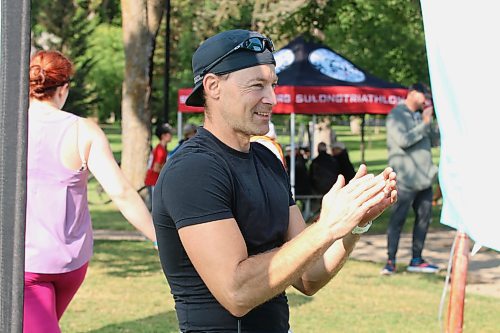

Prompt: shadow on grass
[
  {"left": 414, "top": 271, "right": 447, "bottom": 283},
  {"left": 100, "top": 123, "right": 122, "bottom": 135},
  {"left": 107, "top": 135, "right": 122, "bottom": 146},
  {"left": 287, "top": 293, "right": 313, "bottom": 308},
  {"left": 87, "top": 311, "right": 179, "bottom": 333},
  {"left": 93, "top": 240, "right": 162, "bottom": 278}
]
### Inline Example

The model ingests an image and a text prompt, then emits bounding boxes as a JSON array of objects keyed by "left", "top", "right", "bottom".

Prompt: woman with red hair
[{"left": 24, "top": 50, "right": 157, "bottom": 333}]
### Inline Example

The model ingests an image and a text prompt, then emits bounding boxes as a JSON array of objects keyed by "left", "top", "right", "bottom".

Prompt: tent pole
[
  {"left": 177, "top": 111, "right": 183, "bottom": 142},
  {"left": 290, "top": 113, "right": 296, "bottom": 197},
  {"left": 311, "top": 114, "right": 317, "bottom": 159},
  {"left": 361, "top": 114, "right": 366, "bottom": 164}
]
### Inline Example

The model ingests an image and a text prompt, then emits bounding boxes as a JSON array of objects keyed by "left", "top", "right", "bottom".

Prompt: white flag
[{"left": 421, "top": 0, "right": 500, "bottom": 251}]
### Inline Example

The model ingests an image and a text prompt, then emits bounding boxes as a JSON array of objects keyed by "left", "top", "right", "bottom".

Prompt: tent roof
[{"left": 276, "top": 36, "right": 403, "bottom": 89}]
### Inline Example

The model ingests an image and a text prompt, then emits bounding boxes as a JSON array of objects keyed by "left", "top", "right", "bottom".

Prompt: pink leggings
[{"left": 24, "top": 263, "right": 88, "bottom": 333}]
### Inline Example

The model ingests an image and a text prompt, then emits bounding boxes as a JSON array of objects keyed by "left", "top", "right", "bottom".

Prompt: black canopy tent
[
  {"left": 273, "top": 36, "right": 405, "bottom": 114},
  {"left": 178, "top": 36, "right": 407, "bottom": 194}
]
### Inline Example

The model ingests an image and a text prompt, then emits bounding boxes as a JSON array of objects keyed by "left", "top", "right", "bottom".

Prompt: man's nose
[{"left": 262, "top": 85, "right": 277, "bottom": 106}]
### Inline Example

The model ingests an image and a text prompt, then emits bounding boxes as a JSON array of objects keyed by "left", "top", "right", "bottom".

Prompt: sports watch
[{"left": 351, "top": 221, "right": 373, "bottom": 235}]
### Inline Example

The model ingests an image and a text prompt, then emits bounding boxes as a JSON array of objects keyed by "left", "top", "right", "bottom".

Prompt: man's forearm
[
  {"left": 229, "top": 221, "right": 338, "bottom": 316},
  {"left": 295, "top": 233, "right": 360, "bottom": 295}
]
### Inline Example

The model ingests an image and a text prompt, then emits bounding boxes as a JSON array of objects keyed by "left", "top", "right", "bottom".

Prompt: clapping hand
[
  {"left": 318, "top": 165, "right": 392, "bottom": 240},
  {"left": 352, "top": 165, "right": 397, "bottom": 226}
]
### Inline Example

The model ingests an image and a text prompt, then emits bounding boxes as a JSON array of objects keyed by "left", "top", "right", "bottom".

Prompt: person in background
[
  {"left": 169, "top": 123, "right": 198, "bottom": 156},
  {"left": 382, "top": 82, "right": 440, "bottom": 275},
  {"left": 25, "top": 50, "right": 156, "bottom": 333},
  {"left": 285, "top": 146, "right": 312, "bottom": 196},
  {"left": 251, "top": 121, "right": 286, "bottom": 166},
  {"left": 300, "top": 146, "right": 311, "bottom": 161},
  {"left": 309, "top": 142, "right": 341, "bottom": 195},
  {"left": 145, "top": 122, "right": 173, "bottom": 210},
  {"left": 331, "top": 141, "right": 356, "bottom": 183}
]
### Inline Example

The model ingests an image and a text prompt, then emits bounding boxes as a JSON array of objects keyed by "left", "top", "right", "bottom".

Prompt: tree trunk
[{"left": 120, "top": 0, "right": 164, "bottom": 190}]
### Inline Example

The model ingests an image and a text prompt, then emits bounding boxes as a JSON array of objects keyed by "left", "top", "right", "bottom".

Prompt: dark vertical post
[
  {"left": 163, "top": 0, "right": 171, "bottom": 123},
  {"left": 0, "top": 0, "right": 30, "bottom": 332},
  {"left": 360, "top": 114, "right": 366, "bottom": 164}
]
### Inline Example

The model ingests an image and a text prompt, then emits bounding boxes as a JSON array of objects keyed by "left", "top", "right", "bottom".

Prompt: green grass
[
  {"left": 60, "top": 241, "right": 178, "bottom": 333},
  {"left": 60, "top": 240, "right": 500, "bottom": 332},
  {"left": 74, "top": 123, "right": 498, "bottom": 332}
]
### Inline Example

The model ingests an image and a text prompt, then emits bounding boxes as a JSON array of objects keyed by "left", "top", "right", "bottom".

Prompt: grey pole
[
  {"left": 0, "top": 0, "right": 30, "bottom": 332},
  {"left": 177, "top": 111, "right": 183, "bottom": 142},
  {"left": 290, "top": 113, "right": 296, "bottom": 197},
  {"left": 311, "top": 114, "right": 317, "bottom": 159}
]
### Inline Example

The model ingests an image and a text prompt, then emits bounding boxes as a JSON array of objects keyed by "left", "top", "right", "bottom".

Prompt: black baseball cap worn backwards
[{"left": 185, "top": 29, "right": 276, "bottom": 107}]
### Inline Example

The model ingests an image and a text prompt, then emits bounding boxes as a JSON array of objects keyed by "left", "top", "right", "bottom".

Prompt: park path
[
  {"left": 351, "top": 230, "right": 500, "bottom": 299},
  {"left": 94, "top": 229, "right": 500, "bottom": 299}
]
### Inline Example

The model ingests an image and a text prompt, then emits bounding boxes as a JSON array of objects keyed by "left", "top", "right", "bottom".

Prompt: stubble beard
[{"left": 225, "top": 106, "right": 271, "bottom": 137}]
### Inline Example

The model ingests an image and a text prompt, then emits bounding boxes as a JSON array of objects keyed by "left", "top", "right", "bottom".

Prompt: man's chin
[{"left": 253, "top": 125, "right": 270, "bottom": 136}]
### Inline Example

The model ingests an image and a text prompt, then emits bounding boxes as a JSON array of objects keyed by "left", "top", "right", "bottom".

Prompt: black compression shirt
[{"left": 153, "top": 127, "right": 295, "bottom": 332}]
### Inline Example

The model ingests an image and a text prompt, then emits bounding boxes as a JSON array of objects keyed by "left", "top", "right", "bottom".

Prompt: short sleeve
[
  {"left": 157, "top": 152, "right": 234, "bottom": 229},
  {"left": 153, "top": 145, "right": 167, "bottom": 164}
]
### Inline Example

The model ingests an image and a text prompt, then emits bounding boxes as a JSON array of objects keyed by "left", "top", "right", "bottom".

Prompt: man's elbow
[
  {"left": 302, "top": 288, "right": 319, "bottom": 297},
  {"left": 222, "top": 291, "right": 253, "bottom": 317},
  {"left": 298, "top": 286, "right": 320, "bottom": 297},
  {"left": 299, "top": 280, "right": 322, "bottom": 296},
  {"left": 225, "top": 304, "right": 250, "bottom": 318}
]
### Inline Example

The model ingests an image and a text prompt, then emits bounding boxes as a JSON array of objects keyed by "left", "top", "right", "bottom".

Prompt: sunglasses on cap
[{"left": 193, "top": 36, "right": 275, "bottom": 85}]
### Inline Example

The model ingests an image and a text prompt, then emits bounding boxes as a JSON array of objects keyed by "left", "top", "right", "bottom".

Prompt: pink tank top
[{"left": 25, "top": 111, "right": 93, "bottom": 273}]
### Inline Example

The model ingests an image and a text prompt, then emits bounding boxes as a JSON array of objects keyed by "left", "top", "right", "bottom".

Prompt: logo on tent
[
  {"left": 274, "top": 49, "right": 295, "bottom": 74},
  {"left": 309, "top": 48, "right": 366, "bottom": 83}
]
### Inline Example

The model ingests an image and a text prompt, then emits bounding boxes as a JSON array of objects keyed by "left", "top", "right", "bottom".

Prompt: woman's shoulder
[
  {"left": 72, "top": 118, "right": 110, "bottom": 152},
  {"left": 76, "top": 117, "right": 106, "bottom": 137}
]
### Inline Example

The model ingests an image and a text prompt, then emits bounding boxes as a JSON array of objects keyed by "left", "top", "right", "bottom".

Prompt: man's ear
[{"left": 203, "top": 73, "right": 221, "bottom": 102}]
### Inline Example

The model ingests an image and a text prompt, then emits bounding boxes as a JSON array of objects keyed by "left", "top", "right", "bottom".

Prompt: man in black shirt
[
  {"left": 331, "top": 141, "right": 356, "bottom": 183},
  {"left": 284, "top": 147, "right": 312, "bottom": 196},
  {"left": 153, "top": 29, "right": 398, "bottom": 333},
  {"left": 310, "top": 142, "right": 341, "bottom": 195}
]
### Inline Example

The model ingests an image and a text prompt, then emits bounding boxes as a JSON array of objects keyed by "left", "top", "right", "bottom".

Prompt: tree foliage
[
  {"left": 87, "top": 24, "right": 125, "bottom": 122},
  {"left": 31, "top": 0, "right": 99, "bottom": 117},
  {"left": 323, "top": 0, "right": 428, "bottom": 85}
]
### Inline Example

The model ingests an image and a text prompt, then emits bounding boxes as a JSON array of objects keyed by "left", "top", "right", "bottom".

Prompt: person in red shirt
[{"left": 145, "top": 123, "right": 173, "bottom": 210}]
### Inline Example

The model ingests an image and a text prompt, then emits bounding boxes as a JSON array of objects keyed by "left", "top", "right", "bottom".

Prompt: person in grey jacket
[{"left": 382, "top": 83, "right": 440, "bottom": 275}]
